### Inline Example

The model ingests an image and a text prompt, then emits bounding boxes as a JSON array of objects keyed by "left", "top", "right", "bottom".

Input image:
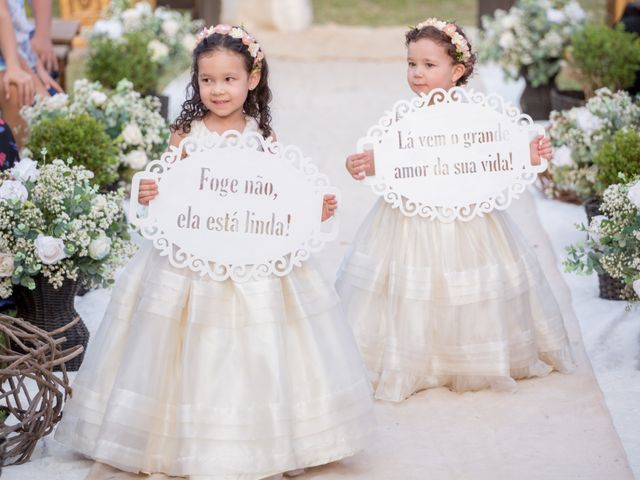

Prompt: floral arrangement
[
  {"left": 545, "top": 88, "right": 640, "bottom": 201},
  {"left": 0, "top": 158, "right": 137, "bottom": 298},
  {"left": 479, "top": 0, "right": 587, "bottom": 87},
  {"left": 565, "top": 179, "right": 640, "bottom": 302},
  {"left": 89, "top": 1, "right": 202, "bottom": 79},
  {"left": 21, "top": 79, "right": 169, "bottom": 181}
]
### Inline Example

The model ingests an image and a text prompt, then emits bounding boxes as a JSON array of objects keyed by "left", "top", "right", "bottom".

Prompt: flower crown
[
  {"left": 195, "top": 24, "right": 265, "bottom": 71},
  {"left": 411, "top": 18, "right": 471, "bottom": 62}
]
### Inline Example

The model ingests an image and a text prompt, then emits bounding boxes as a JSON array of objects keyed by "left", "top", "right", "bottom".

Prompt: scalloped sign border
[
  {"left": 129, "top": 132, "right": 339, "bottom": 282},
  {"left": 358, "top": 87, "right": 547, "bottom": 222}
]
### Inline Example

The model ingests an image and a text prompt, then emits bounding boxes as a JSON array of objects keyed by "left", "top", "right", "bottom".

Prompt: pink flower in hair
[
  {"left": 444, "top": 24, "right": 457, "bottom": 36},
  {"left": 214, "top": 24, "right": 232, "bottom": 34}
]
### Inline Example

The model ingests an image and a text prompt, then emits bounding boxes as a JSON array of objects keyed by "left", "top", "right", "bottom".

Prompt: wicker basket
[
  {"left": 520, "top": 69, "right": 555, "bottom": 121},
  {"left": 597, "top": 272, "right": 627, "bottom": 301},
  {"left": 584, "top": 197, "right": 602, "bottom": 225},
  {"left": 537, "top": 170, "right": 582, "bottom": 204},
  {"left": 550, "top": 86, "right": 586, "bottom": 112},
  {"left": 13, "top": 275, "right": 88, "bottom": 371}
]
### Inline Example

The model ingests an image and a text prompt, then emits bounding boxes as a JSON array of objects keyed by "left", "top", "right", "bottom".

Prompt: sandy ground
[{"left": 2, "top": 25, "right": 636, "bottom": 480}]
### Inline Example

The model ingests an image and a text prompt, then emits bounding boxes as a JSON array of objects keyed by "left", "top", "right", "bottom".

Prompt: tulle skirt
[
  {"left": 55, "top": 245, "right": 374, "bottom": 479},
  {"left": 336, "top": 200, "right": 575, "bottom": 402}
]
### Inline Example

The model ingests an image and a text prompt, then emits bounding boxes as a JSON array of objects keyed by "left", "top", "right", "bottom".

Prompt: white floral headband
[
  {"left": 195, "top": 24, "right": 264, "bottom": 71},
  {"left": 411, "top": 18, "right": 471, "bottom": 62}
]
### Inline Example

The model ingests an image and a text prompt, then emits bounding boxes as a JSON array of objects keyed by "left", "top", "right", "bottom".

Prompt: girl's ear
[
  {"left": 451, "top": 63, "right": 466, "bottom": 84},
  {"left": 248, "top": 70, "right": 261, "bottom": 91}
]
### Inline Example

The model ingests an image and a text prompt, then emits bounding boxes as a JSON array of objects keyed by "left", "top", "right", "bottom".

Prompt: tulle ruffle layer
[
  {"left": 56, "top": 246, "right": 373, "bottom": 479},
  {"left": 336, "top": 200, "right": 575, "bottom": 402}
]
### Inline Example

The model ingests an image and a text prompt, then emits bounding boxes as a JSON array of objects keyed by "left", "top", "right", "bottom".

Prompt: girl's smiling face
[
  {"left": 406, "top": 38, "right": 465, "bottom": 95},
  {"left": 197, "top": 49, "right": 260, "bottom": 121}
]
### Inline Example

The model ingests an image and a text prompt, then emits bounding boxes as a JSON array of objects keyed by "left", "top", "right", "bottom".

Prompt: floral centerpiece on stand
[
  {"left": 565, "top": 178, "right": 640, "bottom": 302},
  {"left": 21, "top": 79, "right": 169, "bottom": 186},
  {"left": 545, "top": 88, "right": 640, "bottom": 203},
  {"left": 0, "top": 157, "right": 137, "bottom": 369},
  {"left": 479, "top": 0, "right": 587, "bottom": 87},
  {"left": 479, "top": 0, "right": 587, "bottom": 119},
  {"left": 87, "top": 0, "right": 202, "bottom": 95}
]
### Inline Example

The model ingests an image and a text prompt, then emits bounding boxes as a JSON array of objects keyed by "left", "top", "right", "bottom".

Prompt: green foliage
[
  {"left": 564, "top": 180, "right": 640, "bottom": 302},
  {"left": 26, "top": 114, "right": 119, "bottom": 187},
  {"left": 87, "top": 31, "right": 158, "bottom": 93},
  {"left": 594, "top": 129, "right": 640, "bottom": 196},
  {"left": 570, "top": 23, "right": 640, "bottom": 98}
]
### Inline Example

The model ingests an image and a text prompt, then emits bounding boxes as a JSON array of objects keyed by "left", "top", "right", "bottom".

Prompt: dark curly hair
[
  {"left": 172, "top": 30, "right": 273, "bottom": 138},
  {"left": 405, "top": 23, "right": 476, "bottom": 86}
]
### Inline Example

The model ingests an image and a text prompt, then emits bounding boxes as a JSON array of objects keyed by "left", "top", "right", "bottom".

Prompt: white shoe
[{"left": 284, "top": 469, "right": 306, "bottom": 477}]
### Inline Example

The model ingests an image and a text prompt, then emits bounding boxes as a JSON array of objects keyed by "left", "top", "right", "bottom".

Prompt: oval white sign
[
  {"left": 358, "top": 87, "right": 547, "bottom": 222},
  {"left": 129, "top": 132, "right": 338, "bottom": 281}
]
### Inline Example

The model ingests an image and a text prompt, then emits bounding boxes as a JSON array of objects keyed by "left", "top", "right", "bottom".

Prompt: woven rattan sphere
[{"left": 0, "top": 314, "right": 83, "bottom": 465}]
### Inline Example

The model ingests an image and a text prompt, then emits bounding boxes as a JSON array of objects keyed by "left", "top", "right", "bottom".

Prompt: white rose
[
  {"left": 122, "top": 123, "right": 144, "bottom": 145},
  {"left": 10, "top": 158, "right": 39, "bottom": 182},
  {"left": 182, "top": 33, "right": 197, "bottom": 52},
  {"left": 0, "top": 253, "right": 14, "bottom": 278},
  {"left": 564, "top": 2, "right": 586, "bottom": 23},
  {"left": 90, "top": 91, "right": 107, "bottom": 106},
  {"left": 0, "top": 180, "right": 28, "bottom": 202},
  {"left": 551, "top": 145, "right": 573, "bottom": 168},
  {"left": 162, "top": 19, "right": 180, "bottom": 37},
  {"left": 34, "top": 235, "right": 66, "bottom": 265},
  {"left": 124, "top": 150, "right": 148, "bottom": 170},
  {"left": 575, "top": 109, "right": 603, "bottom": 134},
  {"left": 588, "top": 215, "right": 606, "bottom": 243},
  {"left": 92, "top": 19, "right": 123, "bottom": 40},
  {"left": 498, "top": 31, "right": 515, "bottom": 49},
  {"left": 627, "top": 182, "right": 640, "bottom": 210},
  {"left": 148, "top": 39, "right": 170, "bottom": 62},
  {"left": 89, "top": 235, "right": 112, "bottom": 260},
  {"left": 546, "top": 8, "right": 566, "bottom": 23},
  {"left": 634, "top": 279, "right": 640, "bottom": 298},
  {"left": 46, "top": 93, "right": 68, "bottom": 109}
]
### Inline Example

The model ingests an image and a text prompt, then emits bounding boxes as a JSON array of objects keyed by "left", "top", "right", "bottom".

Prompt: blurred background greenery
[{"left": 311, "top": 0, "right": 606, "bottom": 25}]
